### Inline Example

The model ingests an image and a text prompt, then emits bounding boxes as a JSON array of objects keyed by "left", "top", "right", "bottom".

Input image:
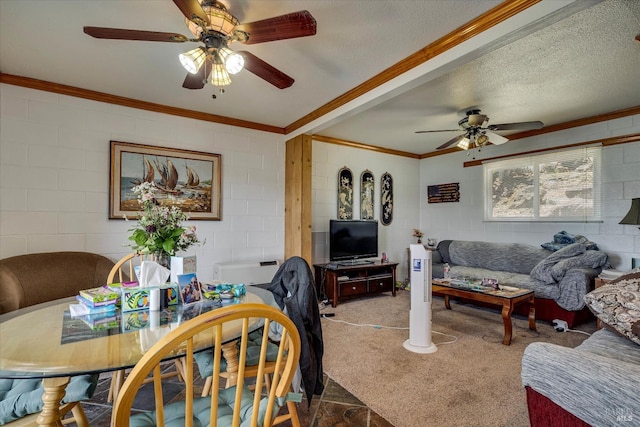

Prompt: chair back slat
[
  {"left": 210, "top": 323, "right": 223, "bottom": 426},
  {"left": 152, "top": 365, "right": 165, "bottom": 426},
  {"left": 185, "top": 339, "right": 195, "bottom": 427}
]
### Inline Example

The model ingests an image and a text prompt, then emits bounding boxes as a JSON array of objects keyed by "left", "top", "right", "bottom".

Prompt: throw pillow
[
  {"left": 584, "top": 271, "right": 640, "bottom": 346},
  {"left": 436, "top": 240, "right": 452, "bottom": 264}
]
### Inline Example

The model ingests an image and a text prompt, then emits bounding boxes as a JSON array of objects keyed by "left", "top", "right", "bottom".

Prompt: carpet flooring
[{"left": 319, "top": 289, "right": 596, "bottom": 427}]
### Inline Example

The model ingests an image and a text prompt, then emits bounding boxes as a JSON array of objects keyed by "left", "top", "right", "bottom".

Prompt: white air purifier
[{"left": 403, "top": 244, "right": 437, "bottom": 354}]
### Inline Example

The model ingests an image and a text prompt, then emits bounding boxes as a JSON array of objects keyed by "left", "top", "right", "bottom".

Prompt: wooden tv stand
[{"left": 314, "top": 261, "right": 398, "bottom": 307}]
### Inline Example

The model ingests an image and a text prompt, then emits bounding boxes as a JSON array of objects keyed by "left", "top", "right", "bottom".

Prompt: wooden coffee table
[{"left": 432, "top": 279, "right": 536, "bottom": 345}]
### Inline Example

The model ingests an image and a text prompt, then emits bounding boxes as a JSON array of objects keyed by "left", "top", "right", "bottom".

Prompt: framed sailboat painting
[{"left": 109, "top": 141, "right": 222, "bottom": 220}]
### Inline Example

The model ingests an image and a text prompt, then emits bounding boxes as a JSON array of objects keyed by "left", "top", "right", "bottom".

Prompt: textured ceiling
[
  {"left": 1, "top": 0, "right": 639, "bottom": 156},
  {"left": 315, "top": 0, "right": 640, "bottom": 154}
]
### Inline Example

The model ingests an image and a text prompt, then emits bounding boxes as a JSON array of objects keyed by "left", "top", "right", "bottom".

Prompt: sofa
[
  {"left": 522, "top": 270, "right": 640, "bottom": 426},
  {"left": 431, "top": 240, "right": 609, "bottom": 326},
  {"left": 0, "top": 251, "right": 115, "bottom": 314}
]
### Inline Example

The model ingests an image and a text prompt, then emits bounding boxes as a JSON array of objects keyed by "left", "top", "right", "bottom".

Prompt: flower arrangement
[
  {"left": 412, "top": 228, "right": 424, "bottom": 243},
  {"left": 126, "top": 182, "right": 201, "bottom": 258}
]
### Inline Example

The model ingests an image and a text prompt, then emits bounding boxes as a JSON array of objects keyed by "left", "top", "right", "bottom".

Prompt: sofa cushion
[
  {"left": 584, "top": 271, "right": 640, "bottom": 346},
  {"left": 448, "top": 241, "right": 549, "bottom": 275}
]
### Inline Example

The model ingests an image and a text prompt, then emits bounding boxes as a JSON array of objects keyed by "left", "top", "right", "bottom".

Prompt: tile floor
[{"left": 77, "top": 368, "right": 394, "bottom": 427}]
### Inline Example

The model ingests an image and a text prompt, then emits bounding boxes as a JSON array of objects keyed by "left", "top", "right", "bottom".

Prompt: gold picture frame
[{"left": 109, "top": 141, "right": 222, "bottom": 220}]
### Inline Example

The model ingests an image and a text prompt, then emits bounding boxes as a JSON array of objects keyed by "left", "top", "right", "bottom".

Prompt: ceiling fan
[
  {"left": 415, "top": 108, "right": 543, "bottom": 150},
  {"left": 83, "top": 0, "right": 317, "bottom": 91}
]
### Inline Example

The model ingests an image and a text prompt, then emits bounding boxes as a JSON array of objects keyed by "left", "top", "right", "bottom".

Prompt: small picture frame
[
  {"left": 482, "top": 277, "right": 499, "bottom": 289},
  {"left": 178, "top": 273, "right": 202, "bottom": 305}
]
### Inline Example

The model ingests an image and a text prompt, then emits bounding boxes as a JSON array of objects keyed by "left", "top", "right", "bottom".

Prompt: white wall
[
  {"left": 0, "top": 83, "right": 286, "bottom": 281},
  {"left": 312, "top": 141, "right": 421, "bottom": 281},
  {"left": 420, "top": 115, "right": 640, "bottom": 270}
]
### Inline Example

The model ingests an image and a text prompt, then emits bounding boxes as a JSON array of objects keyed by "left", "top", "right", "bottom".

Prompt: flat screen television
[{"left": 329, "top": 219, "right": 378, "bottom": 264}]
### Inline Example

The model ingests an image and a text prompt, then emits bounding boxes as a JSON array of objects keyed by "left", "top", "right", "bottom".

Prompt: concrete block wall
[{"left": 0, "top": 83, "right": 286, "bottom": 280}]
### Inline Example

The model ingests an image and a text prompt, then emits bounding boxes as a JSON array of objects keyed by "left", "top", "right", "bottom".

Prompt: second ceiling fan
[
  {"left": 415, "top": 108, "right": 544, "bottom": 151},
  {"left": 84, "top": 0, "right": 317, "bottom": 91}
]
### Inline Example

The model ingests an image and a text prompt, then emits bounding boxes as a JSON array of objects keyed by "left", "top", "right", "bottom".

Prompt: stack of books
[{"left": 70, "top": 285, "right": 120, "bottom": 317}]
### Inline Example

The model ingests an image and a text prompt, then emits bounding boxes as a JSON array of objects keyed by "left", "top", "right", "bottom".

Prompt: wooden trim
[
  {"left": 285, "top": 0, "right": 541, "bottom": 134},
  {"left": 312, "top": 135, "right": 420, "bottom": 159},
  {"left": 462, "top": 133, "right": 640, "bottom": 167},
  {"left": 504, "top": 106, "right": 640, "bottom": 141},
  {"left": 0, "top": 73, "right": 285, "bottom": 135}
]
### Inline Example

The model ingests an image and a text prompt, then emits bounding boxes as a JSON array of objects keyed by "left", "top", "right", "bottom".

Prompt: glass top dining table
[{"left": 0, "top": 285, "right": 277, "bottom": 426}]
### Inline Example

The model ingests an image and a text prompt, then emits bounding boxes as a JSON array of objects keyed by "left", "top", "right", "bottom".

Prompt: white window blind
[{"left": 484, "top": 146, "right": 602, "bottom": 222}]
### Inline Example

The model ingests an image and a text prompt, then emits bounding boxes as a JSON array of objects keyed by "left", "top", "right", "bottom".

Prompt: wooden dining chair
[
  {"left": 106, "top": 253, "right": 186, "bottom": 403},
  {"left": 112, "top": 303, "right": 301, "bottom": 427}
]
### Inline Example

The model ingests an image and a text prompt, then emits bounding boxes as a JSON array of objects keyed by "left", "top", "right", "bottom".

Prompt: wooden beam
[
  {"left": 463, "top": 133, "right": 640, "bottom": 167},
  {"left": 285, "top": 0, "right": 541, "bottom": 134},
  {"left": 0, "top": 73, "right": 285, "bottom": 134},
  {"left": 285, "top": 134, "right": 312, "bottom": 264}
]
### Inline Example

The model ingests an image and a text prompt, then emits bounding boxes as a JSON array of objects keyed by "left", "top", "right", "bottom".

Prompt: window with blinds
[{"left": 483, "top": 146, "right": 602, "bottom": 222}]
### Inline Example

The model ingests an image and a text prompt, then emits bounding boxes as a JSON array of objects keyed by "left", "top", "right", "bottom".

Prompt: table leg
[
  {"left": 528, "top": 296, "right": 537, "bottom": 331},
  {"left": 443, "top": 295, "right": 451, "bottom": 310},
  {"left": 501, "top": 303, "right": 514, "bottom": 345},
  {"left": 36, "top": 376, "right": 69, "bottom": 427},
  {"left": 221, "top": 340, "right": 239, "bottom": 388}
]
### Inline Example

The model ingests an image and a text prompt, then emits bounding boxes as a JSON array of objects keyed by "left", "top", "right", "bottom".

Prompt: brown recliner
[{"left": 0, "top": 251, "right": 115, "bottom": 314}]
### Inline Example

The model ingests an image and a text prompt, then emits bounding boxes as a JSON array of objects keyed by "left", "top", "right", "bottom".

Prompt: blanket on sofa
[{"left": 530, "top": 243, "right": 609, "bottom": 284}]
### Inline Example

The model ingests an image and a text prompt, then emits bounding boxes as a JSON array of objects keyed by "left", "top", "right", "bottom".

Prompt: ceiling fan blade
[
  {"left": 415, "top": 129, "right": 461, "bottom": 133},
  {"left": 237, "top": 11, "right": 317, "bottom": 45},
  {"left": 173, "top": 0, "right": 209, "bottom": 27},
  {"left": 182, "top": 59, "right": 212, "bottom": 89},
  {"left": 485, "top": 131, "right": 509, "bottom": 145},
  {"left": 487, "top": 121, "right": 543, "bottom": 131},
  {"left": 83, "top": 26, "right": 188, "bottom": 42},
  {"left": 437, "top": 135, "right": 464, "bottom": 150},
  {"left": 239, "top": 51, "right": 294, "bottom": 89}
]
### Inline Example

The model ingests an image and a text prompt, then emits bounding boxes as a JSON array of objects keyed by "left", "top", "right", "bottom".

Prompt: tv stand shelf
[{"left": 314, "top": 262, "right": 398, "bottom": 307}]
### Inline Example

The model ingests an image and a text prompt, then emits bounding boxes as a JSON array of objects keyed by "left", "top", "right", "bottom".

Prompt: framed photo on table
[
  {"left": 110, "top": 141, "right": 222, "bottom": 220},
  {"left": 178, "top": 273, "right": 202, "bottom": 306}
]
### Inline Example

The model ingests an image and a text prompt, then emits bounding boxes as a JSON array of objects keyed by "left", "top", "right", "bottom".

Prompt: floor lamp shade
[{"left": 619, "top": 198, "right": 640, "bottom": 226}]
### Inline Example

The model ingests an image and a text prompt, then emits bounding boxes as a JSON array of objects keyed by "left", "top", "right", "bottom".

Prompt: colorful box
[
  {"left": 121, "top": 287, "right": 151, "bottom": 312},
  {"left": 121, "top": 284, "right": 179, "bottom": 312},
  {"left": 160, "top": 284, "right": 180, "bottom": 306}
]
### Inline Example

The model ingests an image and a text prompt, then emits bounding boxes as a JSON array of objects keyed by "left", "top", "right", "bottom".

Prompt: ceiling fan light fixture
[
  {"left": 219, "top": 47, "right": 244, "bottom": 74},
  {"left": 476, "top": 134, "right": 489, "bottom": 147},
  {"left": 211, "top": 61, "right": 232, "bottom": 86},
  {"left": 457, "top": 136, "right": 471, "bottom": 150},
  {"left": 179, "top": 47, "right": 207, "bottom": 74},
  {"left": 186, "top": 2, "right": 239, "bottom": 37}
]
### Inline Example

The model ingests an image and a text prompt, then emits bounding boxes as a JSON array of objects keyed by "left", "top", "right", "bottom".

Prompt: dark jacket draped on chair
[{"left": 268, "top": 256, "right": 324, "bottom": 406}]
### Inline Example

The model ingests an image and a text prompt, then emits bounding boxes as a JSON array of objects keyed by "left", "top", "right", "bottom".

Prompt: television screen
[{"left": 329, "top": 220, "right": 378, "bottom": 263}]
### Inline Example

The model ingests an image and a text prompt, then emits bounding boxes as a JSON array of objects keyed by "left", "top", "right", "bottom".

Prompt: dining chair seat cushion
[
  {"left": 0, "top": 374, "right": 98, "bottom": 424},
  {"left": 194, "top": 331, "right": 279, "bottom": 378},
  {"left": 128, "top": 384, "right": 273, "bottom": 427}
]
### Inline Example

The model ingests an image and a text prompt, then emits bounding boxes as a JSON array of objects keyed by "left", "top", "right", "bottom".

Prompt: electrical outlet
[{"left": 552, "top": 319, "right": 569, "bottom": 332}]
